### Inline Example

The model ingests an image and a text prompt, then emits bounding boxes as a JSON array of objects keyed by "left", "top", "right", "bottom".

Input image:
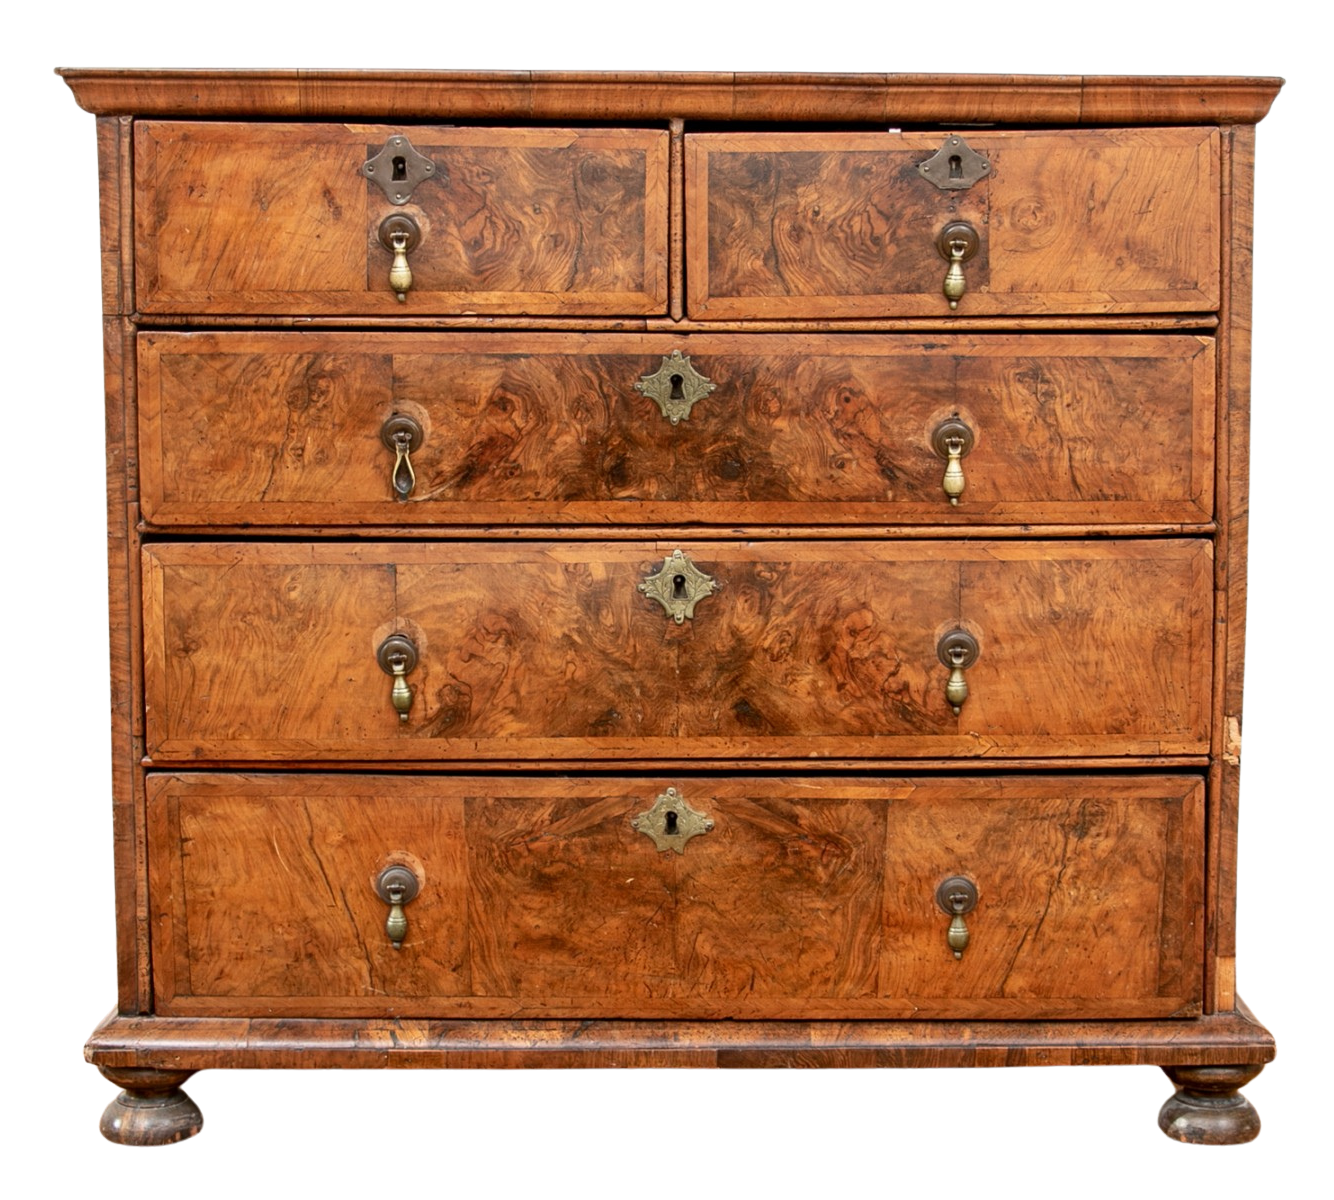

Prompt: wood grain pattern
[
  {"left": 146, "top": 773, "right": 1200, "bottom": 1019},
  {"left": 688, "top": 130, "right": 1219, "bottom": 318},
  {"left": 138, "top": 331, "right": 1215, "bottom": 528},
  {"left": 135, "top": 123, "right": 668, "bottom": 316},
  {"left": 141, "top": 540, "right": 1212, "bottom": 762}
]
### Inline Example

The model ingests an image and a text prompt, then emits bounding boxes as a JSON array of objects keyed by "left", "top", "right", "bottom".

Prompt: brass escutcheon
[
  {"left": 638, "top": 550, "right": 719, "bottom": 624},
  {"left": 631, "top": 787, "right": 715, "bottom": 854},
  {"left": 361, "top": 135, "right": 442, "bottom": 204},
  {"left": 917, "top": 135, "right": 992, "bottom": 191},
  {"left": 635, "top": 351, "right": 717, "bottom": 425}
]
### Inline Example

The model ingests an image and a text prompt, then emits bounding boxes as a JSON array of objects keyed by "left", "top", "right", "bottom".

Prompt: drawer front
[
  {"left": 147, "top": 773, "right": 1203, "bottom": 1019},
  {"left": 139, "top": 332, "right": 1215, "bottom": 527},
  {"left": 687, "top": 129, "right": 1219, "bottom": 318},
  {"left": 142, "top": 540, "right": 1212, "bottom": 762},
  {"left": 135, "top": 123, "right": 669, "bottom": 315}
]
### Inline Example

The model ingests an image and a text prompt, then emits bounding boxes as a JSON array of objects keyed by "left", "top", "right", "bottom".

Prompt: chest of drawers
[{"left": 60, "top": 69, "right": 1282, "bottom": 1146}]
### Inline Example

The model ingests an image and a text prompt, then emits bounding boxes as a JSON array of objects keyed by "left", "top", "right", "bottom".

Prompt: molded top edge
[{"left": 56, "top": 69, "right": 1284, "bottom": 125}]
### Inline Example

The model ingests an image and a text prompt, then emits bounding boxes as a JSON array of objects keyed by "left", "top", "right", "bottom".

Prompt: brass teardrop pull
[
  {"left": 936, "top": 875, "right": 979, "bottom": 959},
  {"left": 376, "top": 633, "right": 419, "bottom": 722},
  {"left": 937, "top": 629, "right": 980, "bottom": 715},
  {"left": 936, "top": 221, "right": 979, "bottom": 310},
  {"left": 374, "top": 865, "right": 420, "bottom": 950},
  {"left": 378, "top": 214, "right": 421, "bottom": 302},
  {"left": 931, "top": 417, "right": 975, "bottom": 506},
  {"left": 380, "top": 413, "right": 424, "bottom": 501}
]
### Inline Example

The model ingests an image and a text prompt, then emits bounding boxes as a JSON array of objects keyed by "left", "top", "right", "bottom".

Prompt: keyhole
[
  {"left": 948, "top": 154, "right": 963, "bottom": 180},
  {"left": 669, "top": 374, "right": 685, "bottom": 400},
  {"left": 672, "top": 574, "right": 687, "bottom": 599},
  {"left": 392, "top": 155, "right": 407, "bottom": 181},
  {"left": 664, "top": 810, "right": 678, "bottom": 835}
]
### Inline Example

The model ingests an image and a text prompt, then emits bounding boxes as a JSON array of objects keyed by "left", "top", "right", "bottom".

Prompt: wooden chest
[{"left": 60, "top": 70, "right": 1281, "bottom": 1146}]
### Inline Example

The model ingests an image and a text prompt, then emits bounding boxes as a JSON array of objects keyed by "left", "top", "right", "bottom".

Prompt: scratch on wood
[{"left": 1224, "top": 715, "right": 1241, "bottom": 765}]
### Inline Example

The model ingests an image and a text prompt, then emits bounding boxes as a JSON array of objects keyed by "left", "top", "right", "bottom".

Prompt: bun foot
[
  {"left": 1158, "top": 1064, "right": 1262, "bottom": 1145},
  {"left": 98, "top": 1067, "right": 203, "bottom": 1146}
]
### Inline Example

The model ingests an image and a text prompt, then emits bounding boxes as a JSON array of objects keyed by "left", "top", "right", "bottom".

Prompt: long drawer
[
  {"left": 147, "top": 772, "right": 1204, "bottom": 1020},
  {"left": 141, "top": 539, "right": 1212, "bottom": 762},
  {"left": 139, "top": 332, "right": 1216, "bottom": 528}
]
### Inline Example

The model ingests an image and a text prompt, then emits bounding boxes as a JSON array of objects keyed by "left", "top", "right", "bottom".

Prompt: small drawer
[
  {"left": 138, "top": 331, "right": 1215, "bottom": 528},
  {"left": 146, "top": 772, "right": 1203, "bottom": 1020},
  {"left": 687, "top": 129, "right": 1220, "bottom": 318},
  {"left": 134, "top": 122, "right": 669, "bottom": 315},
  {"left": 141, "top": 539, "right": 1212, "bottom": 763}
]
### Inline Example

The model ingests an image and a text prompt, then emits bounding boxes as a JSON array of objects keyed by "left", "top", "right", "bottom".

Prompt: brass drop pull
[
  {"left": 376, "top": 633, "right": 419, "bottom": 722},
  {"left": 378, "top": 214, "right": 421, "bottom": 302},
  {"left": 936, "top": 876, "right": 979, "bottom": 959},
  {"left": 931, "top": 417, "right": 975, "bottom": 506},
  {"left": 937, "top": 629, "right": 980, "bottom": 715},
  {"left": 936, "top": 221, "right": 980, "bottom": 310},
  {"left": 374, "top": 865, "right": 420, "bottom": 950},
  {"left": 380, "top": 413, "right": 424, "bottom": 501},
  {"left": 639, "top": 550, "right": 719, "bottom": 624}
]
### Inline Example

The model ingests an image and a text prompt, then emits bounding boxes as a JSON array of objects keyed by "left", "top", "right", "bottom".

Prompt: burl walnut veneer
[{"left": 59, "top": 69, "right": 1281, "bottom": 1146}]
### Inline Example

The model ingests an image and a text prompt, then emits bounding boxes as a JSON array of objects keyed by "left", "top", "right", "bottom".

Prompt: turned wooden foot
[
  {"left": 1158, "top": 1063, "right": 1262, "bottom": 1145},
  {"left": 98, "top": 1067, "right": 203, "bottom": 1146}
]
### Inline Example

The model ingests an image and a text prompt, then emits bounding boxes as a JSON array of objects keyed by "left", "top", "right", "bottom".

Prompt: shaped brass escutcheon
[
  {"left": 635, "top": 351, "right": 716, "bottom": 425},
  {"left": 631, "top": 787, "right": 715, "bottom": 854},
  {"left": 638, "top": 550, "right": 719, "bottom": 624},
  {"left": 917, "top": 135, "right": 992, "bottom": 191},
  {"left": 361, "top": 135, "right": 441, "bottom": 204}
]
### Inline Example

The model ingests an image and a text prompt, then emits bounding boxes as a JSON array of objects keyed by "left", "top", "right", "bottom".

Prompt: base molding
[
  {"left": 88, "top": 1004, "right": 1274, "bottom": 1144},
  {"left": 87, "top": 1004, "right": 1275, "bottom": 1072}
]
